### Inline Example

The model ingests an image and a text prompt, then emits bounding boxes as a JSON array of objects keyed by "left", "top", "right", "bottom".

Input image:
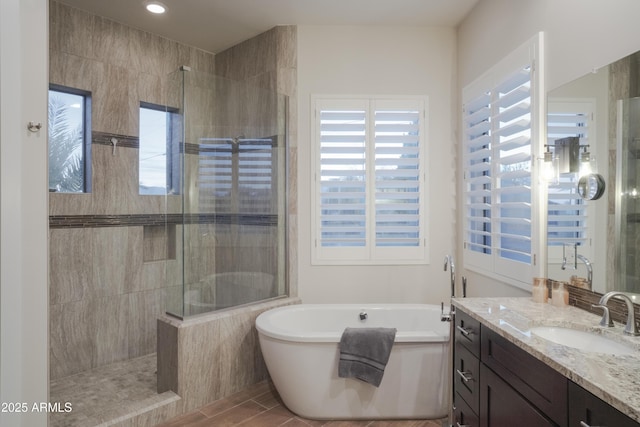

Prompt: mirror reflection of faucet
[
  {"left": 560, "top": 244, "right": 592, "bottom": 290},
  {"left": 575, "top": 254, "right": 592, "bottom": 290}
]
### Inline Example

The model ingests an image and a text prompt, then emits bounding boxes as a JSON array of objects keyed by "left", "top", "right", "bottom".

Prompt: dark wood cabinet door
[
  {"left": 568, "top": 382, "right": 640, "bottom": 427},
  {"left": 480, "top": 364, "right": 556, "bottom": 427},
  {"left": 481, "top": 326, "right": 567, "bottom": 426},
  {"left": 454, "top": 391, "right": 480, "bottom": 427}
]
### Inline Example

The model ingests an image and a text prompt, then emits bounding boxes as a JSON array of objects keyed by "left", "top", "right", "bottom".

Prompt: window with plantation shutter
[
  {"left": 198, "top": 136, "right": 277, "bottom": 215},
  {"left": 462, "top": 33, "right": 544, "bottom": 286},
  {"left": 547, "top": 101, "right": 594, "bottom": 261},
  {"left": 312, "top": 96, "right": 428, "bottom": 265}
]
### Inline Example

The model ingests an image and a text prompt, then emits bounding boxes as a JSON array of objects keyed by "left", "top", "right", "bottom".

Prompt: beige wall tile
[
  {"left": 92, "top": 226, "right": 143, "bottom": 295},
  {"left": 90, "top": 145, "right": 139, "bottom": 214},
  {"left": 49, "top": 1, "right": 95, "bottom": 58},
  {"left": 127, "top": 289, "right": 165, "bottom": 358},
  {"left": 50, "top": 301, "right": 94, "bottom": 379},
  {"left": 91, "top": 294, "right": 130, "bottom": 367},
  {"left": 49, "top": 228, "right": 93, "bottom": 305}
]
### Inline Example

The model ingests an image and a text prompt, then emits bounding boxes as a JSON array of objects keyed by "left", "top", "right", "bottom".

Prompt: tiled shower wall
[{"left": 48, "top": 0, "right": 298, "bottom": 380}]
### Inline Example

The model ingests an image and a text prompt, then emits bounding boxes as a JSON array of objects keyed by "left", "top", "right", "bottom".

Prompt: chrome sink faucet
[{"left": 596, "top": 292, "right": 640, "bottom": 336}]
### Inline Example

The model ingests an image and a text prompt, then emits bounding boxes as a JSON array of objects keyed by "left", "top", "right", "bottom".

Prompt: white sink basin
[{"left": 530, "top": 326, "right": 635, "bottom": 356}]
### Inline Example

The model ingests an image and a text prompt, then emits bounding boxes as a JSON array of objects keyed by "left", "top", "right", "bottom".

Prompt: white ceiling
[{"left": 57, "top": 0, "right": 479, "bottom": 53}]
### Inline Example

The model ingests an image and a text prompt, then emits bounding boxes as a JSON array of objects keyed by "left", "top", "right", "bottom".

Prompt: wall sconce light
[
  {"left": 541, "top": 144, "right": 559, "bottom": 184},
  {"left": 554, "top": 136, "right": 580, "bottom": 174},
  {"left": 579, "top": 145, "right": 597, "bottom": 177},
  {"left": 546, "top": 137, "right": 605, "bottom": 200}
]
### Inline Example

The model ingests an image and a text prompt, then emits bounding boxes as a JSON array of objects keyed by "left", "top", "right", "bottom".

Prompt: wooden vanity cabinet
[
  {"left": 453, "top": 308, "right": 565, "bottom": 427},
  {"left": 453, "top": 307, "right": 640, "bottom": 427}
]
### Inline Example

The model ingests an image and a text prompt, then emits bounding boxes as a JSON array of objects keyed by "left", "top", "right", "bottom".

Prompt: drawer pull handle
[
  {"left": 580, "top": 422, "right": 605, "bottom": 427},
  {"left": 457, "top": 423, "right": 471, "bottom": 427},
  {"left": 456, "top": 325, "right": 474, "bottom": 336},
  {"left": 456, "top": 369, "right": 474, "bottom": 382}
]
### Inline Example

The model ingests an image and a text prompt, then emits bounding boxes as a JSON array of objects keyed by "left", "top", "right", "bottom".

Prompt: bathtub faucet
[
  {"left": 444, "top": 255, "right": 455, "bottom": 298},
  {"left": 441, "top": 255, "right": 456, "bottom": 322}
]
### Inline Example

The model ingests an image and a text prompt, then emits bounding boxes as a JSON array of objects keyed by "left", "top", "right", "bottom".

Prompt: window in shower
[
  {"left": 197, "top": 136, "right": 278, "bottom": 215},
  {"left": 139, "top": 102, "right": 179, "bottom": 195},
  {"left": 311, "top": 96, "right": 428, "bottom": 265},
  {"left": 48, "top": 85, "right": 91, "bottom": 193}
]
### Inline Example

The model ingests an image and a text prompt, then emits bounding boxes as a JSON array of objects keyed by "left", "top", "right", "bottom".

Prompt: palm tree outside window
[{"left": 48, "top": 85, "right": 90, "bottom": 193}]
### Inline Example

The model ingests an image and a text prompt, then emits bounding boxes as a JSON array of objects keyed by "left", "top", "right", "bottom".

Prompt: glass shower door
[
  {"left": 166, "top": 67, "right": 288, "bottom": 318},
  {"left": 616, "top": 97, "right": 640, "bottom": 294}
]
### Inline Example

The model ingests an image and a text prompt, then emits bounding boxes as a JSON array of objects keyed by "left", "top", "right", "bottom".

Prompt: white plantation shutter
[
  {"left": 198, "top": 137, "right": 276, "bottom": 214},
  {"left": 198, "top": 139, "right": 234, "bottom": 213},
  {"left": 493, "top": 67, "right": 533, "bottom": 267},
  {"left": 462, "top": 33, "right": 543, "bottom": 286},
  {"left": 237, "top": 138, "right": 276, "bottom": 214},
  {"left": 318, "top": 104, "right": 367, "bottom": 249},
  {"left": 547, "top": 102, "right": 593, "bottom": 254},
  {"left": 463, "top": 92, "right": 492, "bottom": 258},
  {"left": 313, "top": 97, "right": 427, "bottom": 264}
]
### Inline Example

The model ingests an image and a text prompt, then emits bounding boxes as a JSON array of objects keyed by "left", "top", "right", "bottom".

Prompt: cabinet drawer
[
  {"left": 481, "top": 326, "right": 567, "bottom": 427},
  {"left": 568, "top": 381, "right": 640, "bottom": 427},
  {"left": 454, "top": 391, "right": 479, "bottom": 427},
  {"left": 455, "top": 309, "right": 480, "bottom": 356},
  {"left": 454, "top": 342, "right": 480, "bottom": 414}
]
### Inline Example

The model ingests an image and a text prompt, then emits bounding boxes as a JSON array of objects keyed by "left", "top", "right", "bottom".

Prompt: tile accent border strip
[
  {"left": 49, "top": 213, "right": 278, "bottom": 228},
  {"left": 93, "top": 131, "right": 139, "bottom": 149}
]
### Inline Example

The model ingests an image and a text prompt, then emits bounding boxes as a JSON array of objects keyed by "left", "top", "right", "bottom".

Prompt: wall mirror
[{"left": 546, "top": 50, "right": 640, "bottom": 300}]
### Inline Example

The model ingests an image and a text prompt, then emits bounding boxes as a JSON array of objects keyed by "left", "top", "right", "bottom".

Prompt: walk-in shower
[
  {"left": 165, "top": 66, "right": 289, "bottom": 318},
  {"left": 48, "top": 3, "right": 293, "bottom": 424}
]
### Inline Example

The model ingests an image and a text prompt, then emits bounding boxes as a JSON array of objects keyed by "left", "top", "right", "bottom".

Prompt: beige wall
[
  {"left": 457, "top": 0, "right": 640, "bottom": 297},
  {"left": 297, "top": 25, "right": 458, "bottom": 304}
]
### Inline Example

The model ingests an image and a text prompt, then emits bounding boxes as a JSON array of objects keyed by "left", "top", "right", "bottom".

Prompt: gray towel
[{"left": 338, "top": 327, "right": 397, "bottom": 387}]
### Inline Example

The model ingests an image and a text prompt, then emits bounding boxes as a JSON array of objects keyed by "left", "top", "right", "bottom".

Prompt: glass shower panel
[
  {"left": 166, "top": 67, "right": 288, "bottom": 318},
  {"left": 616, "top": 97, "right": 640, "bottom": 294}
]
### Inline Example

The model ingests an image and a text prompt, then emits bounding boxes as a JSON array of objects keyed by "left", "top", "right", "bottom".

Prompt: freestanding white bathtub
[{"left": 255, "top": 304, "right": 450, "bottom": 420}]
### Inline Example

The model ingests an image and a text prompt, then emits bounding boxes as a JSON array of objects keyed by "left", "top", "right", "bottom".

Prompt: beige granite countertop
[{"left": 452, "top": 297, "right": 640, "bottom": 423}]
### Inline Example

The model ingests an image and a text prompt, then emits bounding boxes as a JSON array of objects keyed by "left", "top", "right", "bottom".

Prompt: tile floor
[
  {"left": 50, "top": 354, "right": 178, "bottom": 427},
  {"left": 155, "top": 380, "right": 448, "bottom": 427}
]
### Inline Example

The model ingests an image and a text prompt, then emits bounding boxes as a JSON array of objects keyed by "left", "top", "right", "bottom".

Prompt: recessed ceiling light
[{"left": 145, "top": 2, "right": 167, "bottom": 14}]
